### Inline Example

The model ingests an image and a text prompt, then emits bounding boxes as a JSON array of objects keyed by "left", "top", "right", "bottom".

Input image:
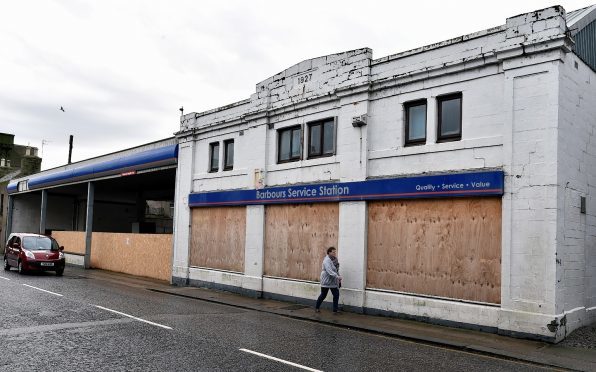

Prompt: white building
[{"left": 173, "top": 5, "right": 596, "bottom": 342}]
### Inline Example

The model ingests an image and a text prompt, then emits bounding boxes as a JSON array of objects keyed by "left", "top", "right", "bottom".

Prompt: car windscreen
[{"left": 22, "top": 236, "right": 56, "bottom": 251}]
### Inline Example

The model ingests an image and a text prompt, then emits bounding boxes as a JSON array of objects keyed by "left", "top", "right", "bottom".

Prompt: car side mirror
[{"left": 59, "top": 246, "right": 64, "bottom": 251}]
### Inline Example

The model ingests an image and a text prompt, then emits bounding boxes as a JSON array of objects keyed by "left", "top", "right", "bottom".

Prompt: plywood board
[
  {"left": 190, "top": 207, "right": 246, "bottom": 273},
  {"left": 90, "top": 232, "right": 172, "bottom": 282},
  {"left": 264, "top": 203, "right": 339, "bottom": 282},
  {"left": 51, "top": 231, "right": 86, "bottom": 255},
  {"left": 367, "top": 198, "right": 501, "bottom": 304}
]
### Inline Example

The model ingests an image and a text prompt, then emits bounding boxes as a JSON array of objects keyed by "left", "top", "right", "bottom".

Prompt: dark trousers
[{"left": 315, "top": 287, "right": 340, "bottom": 311}]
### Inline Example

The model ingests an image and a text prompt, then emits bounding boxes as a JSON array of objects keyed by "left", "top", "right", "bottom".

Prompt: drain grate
[{"left": 280, "top": 304, "right": 309, "bottom": 311}]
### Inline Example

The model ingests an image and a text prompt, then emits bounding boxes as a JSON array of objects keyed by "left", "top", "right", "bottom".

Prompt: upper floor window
[
  {"left": 224, "top": 139, "right": 234, "bottom": 171},
  {"left": 437, "top": 93, "right": 462, "bottom": 142},
  {"left": 278, "top": 125, "right": 302, "bottom": 163},
  {"left": 209, "top": 142, "right": 220, "bottom": 172},
  {"left": 404, "top": 100, "right": 427, "bottom": 146},
  {"left": 308, "top": 118, "right": 335, "bottom": 158}
]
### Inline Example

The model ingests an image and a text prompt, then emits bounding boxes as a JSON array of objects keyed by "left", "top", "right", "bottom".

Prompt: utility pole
[{"left": 68, "top": 135, "right": 73, "bottom": 164}]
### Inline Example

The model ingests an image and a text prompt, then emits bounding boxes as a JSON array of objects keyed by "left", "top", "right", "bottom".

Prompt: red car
[{"left": 4, "top": 233, "right": 65, "bottom": 276}]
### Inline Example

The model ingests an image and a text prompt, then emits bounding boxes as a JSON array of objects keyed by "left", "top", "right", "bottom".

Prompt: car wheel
[
  {"left": 56, "top": 269, "right": 64, "bottom": 276},
  {"left": 18, "top": 260, "right": 25, "bottom": 275},
  {"left": 3, "top": 257, "right": 10, "bottom": 271}
]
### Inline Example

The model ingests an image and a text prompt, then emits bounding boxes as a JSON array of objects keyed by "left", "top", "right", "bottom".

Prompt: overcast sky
[{"left": 1, "top": 0, "right": 593, "bottom": 170}]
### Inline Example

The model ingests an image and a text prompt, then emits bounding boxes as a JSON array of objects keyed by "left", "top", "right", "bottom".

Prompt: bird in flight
[{"left": 59, "top": 106, "right": 65, "bottom": 112}]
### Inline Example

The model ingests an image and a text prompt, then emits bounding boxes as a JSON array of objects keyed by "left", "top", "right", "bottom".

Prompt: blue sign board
[{"left": 189, "top": 170, "right": 504, "bottom": 207}]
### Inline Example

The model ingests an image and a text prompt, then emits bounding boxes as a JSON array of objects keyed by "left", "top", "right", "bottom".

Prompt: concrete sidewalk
[{"left": 82, "top": 268, "right": 596, "bottom": 371}]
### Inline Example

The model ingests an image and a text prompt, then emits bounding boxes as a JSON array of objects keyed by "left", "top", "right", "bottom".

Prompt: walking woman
[{"left": 315, "top": 246, "right": 342, "bottom": 313}]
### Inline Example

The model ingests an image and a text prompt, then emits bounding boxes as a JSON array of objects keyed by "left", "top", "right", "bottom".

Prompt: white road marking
[
  {"left": 239, "top": 348, "right": 323, "bottom": 372},
  {"left": 0, "top": 276, "right": 10, "bottom": 281},
  {"left": 93, "top": 305, "right": 172, "bottom": 330},
  {"left": 22, "top": 284, "right": 63, "bottom": 297}
]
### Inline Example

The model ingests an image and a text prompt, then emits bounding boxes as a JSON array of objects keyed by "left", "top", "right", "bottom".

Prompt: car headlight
[
  {"left": 59, "top": 252, "right": 64, "bottom": 259},
  {"left": 23, "top": 250, "right": 35, "bottom": 260}
]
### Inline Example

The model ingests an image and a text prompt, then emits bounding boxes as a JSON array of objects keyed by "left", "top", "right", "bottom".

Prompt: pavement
[{"left": 81, "top": 268, "right": 596, "bottom": 372}]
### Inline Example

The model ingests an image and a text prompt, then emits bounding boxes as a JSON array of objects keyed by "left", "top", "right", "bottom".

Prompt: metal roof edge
[
  {"left": 567, "top": 5, "right": 596, "bottom": 34},
  {"left": 7, "top": 143, "right": 178, "bottom": 194}
]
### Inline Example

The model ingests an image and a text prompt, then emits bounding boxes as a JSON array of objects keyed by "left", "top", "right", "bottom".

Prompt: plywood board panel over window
[
  {"left": 51, "top": 231, "right": 86, "bottom": 255},
  {"left": 190, "top": 207, "right": 246, "bottom": 273},
  {"left": 90, "top": 232, "right": 172, "bottom": 282},
  {"left": 265, "top": 203, "right": 339, "bottom": 282},
  {"left": 367, "top": 198, "right": 501, "bottom": 304}
]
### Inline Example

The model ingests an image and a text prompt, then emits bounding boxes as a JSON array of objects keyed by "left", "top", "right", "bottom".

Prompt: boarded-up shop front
[
  {"left": 190, "top": 206, "right": 246, "bottom": 273},
  {"left": 264, "top": 203, "right": 338, "bottom": 282},
  {"left": 367, "top": 197, "right": 502, "bottom": 304},
  {"left": 52, "top": 230, "right": 173, "bottom": 281},
  {"left": 185, "top": 171, "right": 504, "bottom": 304}
]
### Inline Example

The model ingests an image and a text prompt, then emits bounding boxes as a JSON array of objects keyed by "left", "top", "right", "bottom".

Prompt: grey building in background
[{"left": 0, "top": 133, "right": 42, "bottom": 245}]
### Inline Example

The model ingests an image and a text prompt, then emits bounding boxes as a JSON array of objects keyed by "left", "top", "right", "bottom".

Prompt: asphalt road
[{"left": 0, "top": 267, "right": 559, "bottom": 372}]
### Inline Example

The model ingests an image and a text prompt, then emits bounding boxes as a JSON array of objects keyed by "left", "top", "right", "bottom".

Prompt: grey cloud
[{"left": 0, "top": 93, "right": 176, "bottom": 165}]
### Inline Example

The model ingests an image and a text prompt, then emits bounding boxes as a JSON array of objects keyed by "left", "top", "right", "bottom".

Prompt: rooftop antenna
[{"left": 41, "top": 139, "right": 52, "bottom": 158}]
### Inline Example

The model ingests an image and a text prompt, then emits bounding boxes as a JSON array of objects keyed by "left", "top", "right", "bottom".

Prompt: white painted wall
[
  {"left": 171, "top": 138, "right": 194, "bottom": 282},
  {"left": 498, "top": 61, "right": 561, "bottom": 339},
  {"left": 338, "top": 201, "right": 367, "bottom": 309},
  {"left": 244, "top": 205, "right": 264, "bottom": 282},
  {"left": 175, "top": 6, "right": 595, "bottom": 341},
  {"left": 368, "top": 73, "right": 504, "bottom": 177},
  {"left": 556, "top": 52, "right": 596, "bottom": 333}
]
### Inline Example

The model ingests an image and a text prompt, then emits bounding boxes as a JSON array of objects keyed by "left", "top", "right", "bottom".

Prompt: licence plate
[{"left": 40, "top": 262, "right": 54, "bottom": 267}]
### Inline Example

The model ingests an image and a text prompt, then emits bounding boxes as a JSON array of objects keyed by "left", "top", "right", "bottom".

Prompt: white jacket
[{"left": 320, "top": 255, "right": 339, "bottom": 288}]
